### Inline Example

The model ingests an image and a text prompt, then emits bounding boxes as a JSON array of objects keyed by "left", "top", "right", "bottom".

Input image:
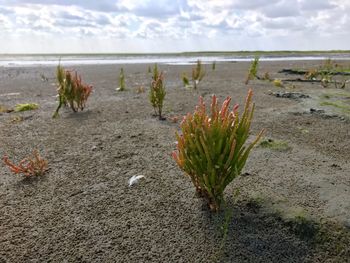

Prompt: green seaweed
[
  {"left": 260, "top": 139, "right": 291, "bottom": 151},
  {"left": 14, "top": 103, "right": 39, "bottom": 112}
]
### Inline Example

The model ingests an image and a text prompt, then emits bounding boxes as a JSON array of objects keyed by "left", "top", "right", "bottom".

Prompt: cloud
[
  {"left": 0, "top": 0, "right": 121, "bottom": 12},
  {"left": 299, "top": 0, "right": 336, "bottom": 11},
  {"left": 0, "top": 0, "right": 348, "bottom": 52}
]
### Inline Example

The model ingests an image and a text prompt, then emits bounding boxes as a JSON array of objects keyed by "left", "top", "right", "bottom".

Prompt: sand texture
[{"left": 1, "top": 61, "right": 350, "bottom": 262}]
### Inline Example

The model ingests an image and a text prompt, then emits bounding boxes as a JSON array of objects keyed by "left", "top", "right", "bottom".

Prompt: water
[{"left": 1, "top": 54, "right": 350, "bottom": 67}]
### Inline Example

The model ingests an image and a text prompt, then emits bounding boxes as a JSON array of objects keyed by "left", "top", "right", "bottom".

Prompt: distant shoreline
[
  {"left": 2, "top": 50, "right": 350, "bottom": 57},
  {"left": 1, "top": 51, "right": 350, "bottom": 67}
]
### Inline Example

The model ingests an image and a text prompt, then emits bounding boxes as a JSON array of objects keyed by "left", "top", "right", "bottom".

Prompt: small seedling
[
  {"left": 192, "top": 59, "right": 205, "bottom": 89},
  {"left": 149, "top": 64, "right": 166, "bottom": 120},
  {"left": 173, "top": 90, "right": 264, "bottom": 211},
  {"left": 182, "top": 73, "right": 190, "bottom": 88},
  {"left": 53, "top": 65, "right": 92, "bottom": 118},
  {"left": 14, "top": 103, "right": 39, "bottom": 112},
  {"left": 3, "top": 150, "right": 48, "bottom": 177},
  {"left": 40, "top": 74, "right": 49, "bottom": 82},
  {"left": 117, "top": 68, "right": 126, "bottom": 91},
  {"left": 245, "top": 56, "right": 260, "bottom": 84},
  {"left": 182, "top": 60, "right": 206, "bottom": 89}
]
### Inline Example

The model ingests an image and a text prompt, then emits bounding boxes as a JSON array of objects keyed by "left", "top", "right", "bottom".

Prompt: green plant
[
  {"left": 182, "top": 73, "right": 190, "bottom": 88},
  {"left": 53, "top": 65, "right": 93, "bottom": 118},
  {"left": 117, "top": 68, "right": 126, "bottom": 91},
  {"left": 172, "top": 90, "right": 264, "bottom": 211},
  {"left": 273, "top": 79, "right": 283, "bottom": 87},
  {"left": 260, "top": 138, "right": 291, "bottom": 151},
  {"left": 149, "top": 64, "right": 166, "bottom": 120},
  {"left": 2, "top": 150, "right": 48, "bottom": 177},
  {"left": 14, "top": 103, "right": 39, "bottom": 112},
  {"left": 212, "top": 61, "right": 216, "bottom": 71},
  {"left": 245, "top": 56, "right": 260, "bottom": 85},
  {"left": 192, "top": 59, "right": 205, "bottom": 89}
]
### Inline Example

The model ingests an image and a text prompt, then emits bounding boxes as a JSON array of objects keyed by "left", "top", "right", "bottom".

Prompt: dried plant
[
  {"left": 53, "top": 65, "right": 93, "bottom": 118},
  {"left": 263, "top": 72, "right": 271, "bottom": 81},
  {"left": 149, "top": 64, "right": 166, "bottom": 120},
  {"left": 0, "top": 105, "right": 13, "bottom": 113},
  {"left": 136, "top": 86, "right": 145, "bottom": 93},
  {"left": 304, "top": 69, "right": 319, "bottom": 80},
  {"left": 3, "top": 150, "right": 48, "bottom": 177},
  {"left": 117, "top": 68, "right": 126, "bottom": 91},
  {"left": 245, "top": 56, "right": 260, "bottom": 85},
  {"left": 172, "top": 90, "right": 264, "bottom": 211}
]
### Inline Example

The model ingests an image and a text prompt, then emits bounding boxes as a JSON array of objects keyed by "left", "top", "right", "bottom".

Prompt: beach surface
[{"left": 1, "top": 60, "right": 349, "bottom": 262}]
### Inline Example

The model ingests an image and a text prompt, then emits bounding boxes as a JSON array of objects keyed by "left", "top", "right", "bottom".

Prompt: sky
[{"left": 0, "top": 0, "right": 349, "bottom": 53}]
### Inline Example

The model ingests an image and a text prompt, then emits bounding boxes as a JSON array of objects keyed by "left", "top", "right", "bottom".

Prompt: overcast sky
[{"left": 0, "top": 0, "right": 349, "bottom": 53}]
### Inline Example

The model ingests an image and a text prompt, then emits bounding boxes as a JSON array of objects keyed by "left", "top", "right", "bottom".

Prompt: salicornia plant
[
  {"left": 117, "top": 68, "right": 126, "bottom": 91},
  {"left": 3, "top": 150, "right": 48, "bottom": 177},
  {"left": 182, "top": 60, "right": 206, "bottom": 89},
  {"left": 245, "top": 56, "right": 260, "bottom": 84},
  {"left": 172, "top": 90, "right": 264, "bottom": 212},
  {"left": 53, "top": 65, "right": 93, "bottom": 118},
  {"left": 192, "top": 59, "right": 205, "bottom": 89},
  {"left": 149, "top": 64, "right": 166, "bottom": 120}
]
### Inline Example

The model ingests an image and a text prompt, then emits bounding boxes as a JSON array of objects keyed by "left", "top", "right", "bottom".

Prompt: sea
[{"left": 1, "top": 53, "right": 350, "bottom": 67}]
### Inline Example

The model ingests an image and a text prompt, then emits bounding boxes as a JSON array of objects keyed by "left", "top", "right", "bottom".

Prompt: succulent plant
[
  {"left": 3, "top": 150, "right": 48, "bottom": 177},
  {"left": 172, "top": 90, "right": 264, "bottom": 211},
  {"left": 53, "top": 65, "right": 92, "bottom": 118},
  {"left": 245, "top": 56, "right": 260, "bottom": 85},
  {"left": 149, "top": 64, "right": 166, "bottom": 120},
  {"left": 192, "top": 59, "right": 205, "bottom": 89},
  {"left": 117, "top": 67, "right": 126, "bottom": 91}
]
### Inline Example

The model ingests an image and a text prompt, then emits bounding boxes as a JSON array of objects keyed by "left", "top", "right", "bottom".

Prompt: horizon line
[{"left": 1, "top": 50, "right": 350, "bottom": 56}]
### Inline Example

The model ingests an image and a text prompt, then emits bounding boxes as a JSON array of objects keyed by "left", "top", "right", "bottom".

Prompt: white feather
[{"left": 128, "top": 175, "right": 145, "bottom": 187}]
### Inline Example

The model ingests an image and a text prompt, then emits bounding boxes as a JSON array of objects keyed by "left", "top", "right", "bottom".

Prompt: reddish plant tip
[
  {"left": 2, "top": 151, "right": 48, "bottom": 178},
  {"left": 173, "top": 90, "right": 264, "bottom": 212}
]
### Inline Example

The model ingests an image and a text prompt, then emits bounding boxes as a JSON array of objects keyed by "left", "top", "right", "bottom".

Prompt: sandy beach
[{"left": 1, "top": 60, "right": 349, "bottom": 262}]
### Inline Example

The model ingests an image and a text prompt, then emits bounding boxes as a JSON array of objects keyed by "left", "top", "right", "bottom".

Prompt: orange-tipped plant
[
  {"left": 149, "top": 64, "right": 166, "bottom": 120},
  {"left": 53, "top": 65, "right": 93, "bottom": 118},
  {"left": 172, "top": 90, "right": 264, "bottom": 212},
  {"left": 3, "top": 150, "right": 48, "bottom": 177}
]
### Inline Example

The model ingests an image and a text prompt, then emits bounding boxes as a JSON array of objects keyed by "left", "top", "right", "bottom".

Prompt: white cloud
[{"left": 0, "top": 0, "right": 348, "bottom": 53}]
